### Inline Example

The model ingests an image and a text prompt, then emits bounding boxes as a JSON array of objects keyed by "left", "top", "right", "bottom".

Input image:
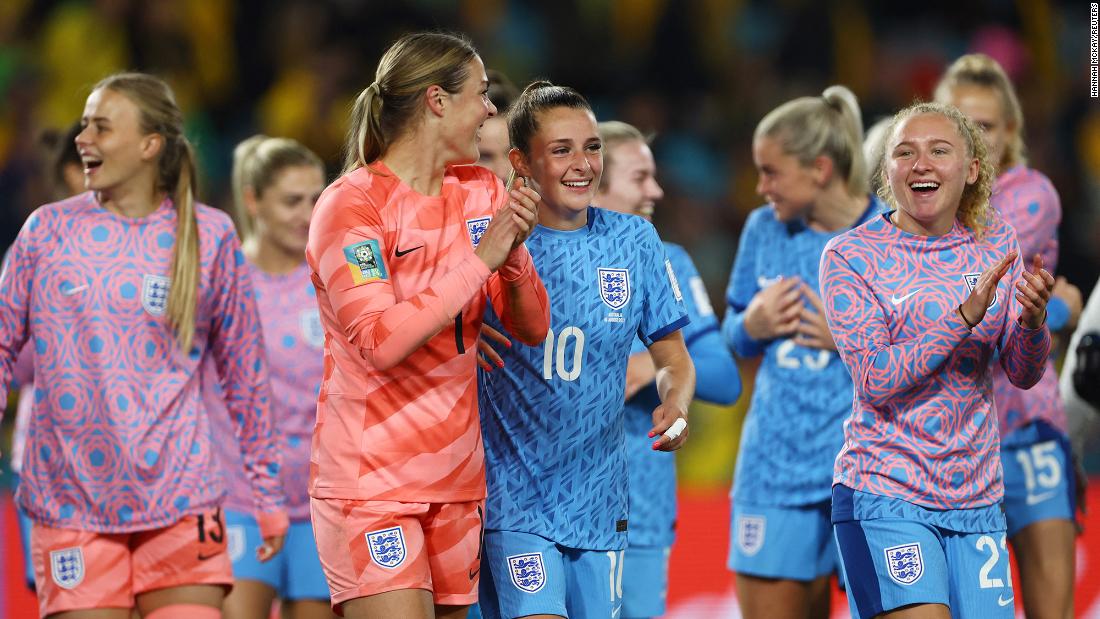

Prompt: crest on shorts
[
  {"left": 598, "top": 268, "right": 631, "bottom": 310},
  {"left": 50, "top": 547, "right": 85, "bottom": 589},
  {"left": 226, "top": 525, "right": 246, "bottom": 562},
  {"left": 365, "top": 525, "right": 407, "bottom": 569},
  {"left": 963, "top": 273, "right": 998, "bottom": 308},
  {"left": 737, "top": 515, "right": 766, "bottom": 556},
  {"left": 884, "top": 543, "right": 924, "bottom": 585},
  {"left": 466, "top": 216, "right": 491, "bottom": 248},
  {"left": 142, "top": 274, "right": 170, "bottom": 316},
  {"left": 300, "top": 309, "right": 325, "bottom": 348},
  {"left": 507, "top": 552, "right": 546, "bottom": 593}
]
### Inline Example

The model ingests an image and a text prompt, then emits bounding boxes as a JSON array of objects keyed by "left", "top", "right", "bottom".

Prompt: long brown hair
[
  {"left": 343, "top": 32, "right": 478, "bottom": 173},
  {"left": 94, "top": 73, "right": 200, "bottom": 350}
]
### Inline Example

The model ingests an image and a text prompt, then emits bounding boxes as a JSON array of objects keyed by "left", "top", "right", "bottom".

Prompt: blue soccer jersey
[
  {"left": 626, "top": 242, "right": 740, "bottom": 548},
  {"left": 723, "top": 198, "right": 882, "bottom": 507},
  {"left": 479, "top": 207, "right": 689, "bottom": 550}
]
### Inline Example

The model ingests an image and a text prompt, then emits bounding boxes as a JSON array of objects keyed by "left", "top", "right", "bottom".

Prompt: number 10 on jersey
[{"left": 543, "top": 326, "right": 586, "bottom": 381}]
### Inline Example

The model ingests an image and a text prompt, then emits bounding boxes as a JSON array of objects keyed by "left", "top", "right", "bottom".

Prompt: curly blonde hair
[{"left": 876, "top": 102, "right": 995, "bottom": 239}]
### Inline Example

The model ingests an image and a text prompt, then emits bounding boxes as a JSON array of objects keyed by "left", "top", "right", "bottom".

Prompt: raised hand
[
  {"left": 506, "top": 176, "right": 540, "bottom": 248},
  {"left": 959, "top": 251, "right": 1016, "bottom": 329},
  {"left": 793, "top": 282, "right": 837, "bottom": 351},
  {"left": 743, "top": 276, "right": 803, "bottom": 341},
  {"left": 1016, "top": 253, "right": 1055, "bottom": 329}
]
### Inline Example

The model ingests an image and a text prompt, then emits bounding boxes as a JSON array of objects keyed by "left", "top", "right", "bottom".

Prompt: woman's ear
[
  {"left": 508, "top": 147, "right": 532, "bottom": 179},
  {"left": 812, "top": 154, "right": 835, "bottom": 186},
  {"left": 140, "top": 133, "right": 164, "bottom": 162},
  {"left": 425, "top": 85, "right": 447, "bottom": 117}
]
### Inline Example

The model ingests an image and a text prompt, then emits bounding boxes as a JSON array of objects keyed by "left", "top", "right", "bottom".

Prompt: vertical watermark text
[{"left": 1092, "top": 3, "right": 1098, "bottom": 97}]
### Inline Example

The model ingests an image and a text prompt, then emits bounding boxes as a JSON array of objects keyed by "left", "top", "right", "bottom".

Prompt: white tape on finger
[{"left": 663, "top": 417, "right": 687, "bottom": 441}]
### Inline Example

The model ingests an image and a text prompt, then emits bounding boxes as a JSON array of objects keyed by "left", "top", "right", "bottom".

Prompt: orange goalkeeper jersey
[{"left": 305, "top": 162, "right": 549, "bottom": 503}]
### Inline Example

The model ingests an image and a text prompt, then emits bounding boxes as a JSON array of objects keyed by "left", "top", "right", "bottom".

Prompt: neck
[
  {"left": 242, "top": 236, "right": 303, "bottom": 275},
  {"left": 381, "top": 130, "right": 453, "bottom": 196},
  {"left": 537, "top": 201, "right": 588, "bottom": 231},
  {"left": 890, "top": 209, "right": 954, "bottom": 237},
  {"left": 806, "top": 182, "right": 867, "bottom": 232},
  {"left": 96, "top": 177, "right": 166, "bottom": 218}
]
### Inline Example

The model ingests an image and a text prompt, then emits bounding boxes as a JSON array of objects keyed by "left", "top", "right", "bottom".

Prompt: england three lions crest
[
  {"left": 365, "top": 526, "right": 407, "bottom": 569},
  {"left": 466, "top": 217, "right": 491, "bottom": 248},
  {"left": 50, "top": 547, "right": 85, "bottom": 589},
  {"left": 963, "top": 273, "right": 998, "bottom": 308},
  {"left": 884, "top": 543, "right": 924, "bottom": 585},
  {"left": 507, "top": 552, "right": 546, "bottom": 593},
  {"left": 737, "top": 515, "right": 766, "bottom": 557},
  {"left": 598, "top": 268, "right": 631, "bottom": 310},
  {"left": 142, "top": 274, "right": 170, "bottom": 316}
]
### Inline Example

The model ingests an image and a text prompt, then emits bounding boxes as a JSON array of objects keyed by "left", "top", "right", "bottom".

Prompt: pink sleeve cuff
[
  {"left": 257, "top": 510, "right": 290, "bottom": 539},
  {"left": 498, "top": 245, "right": 533, "bottom": 282}
]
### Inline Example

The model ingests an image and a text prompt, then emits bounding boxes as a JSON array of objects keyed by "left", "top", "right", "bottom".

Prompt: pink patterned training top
[
  {"left": 0, "top": 192, "right": 286, "bottom": 533},
  {"left": 989, "top": 166, "right": 1064, "bottom": 438},
  {"left": 209, "top": 261, "right": 323, "bottom": 522},
  {"left": 821, "top": 210, "right": 1051, "bottom": 510}
]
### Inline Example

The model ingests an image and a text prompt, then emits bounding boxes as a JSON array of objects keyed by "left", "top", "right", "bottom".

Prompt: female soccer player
[
  {"left": 210, "top": 135, "right": 333, "bottom": 619},
  {"left": 723, "top": 85, "right": 881, "bottom": 619},
  {"left": 305, "top": 32, "right": 550, "bottom": 619},
  {"left": 593, "top": 120, "right": 741, "bottom": 619},
  {"left": 476, "top": 82, "right": 695, "bottom": 619},
  {"left": 935, "top": 53, "right": 1081, "bottom": 619},
  {"left": 0, "top": 72, "right": 287, "bottom": 619},
  {"left": 822, "top": 102, "right": 1054, "bottom": 619}
]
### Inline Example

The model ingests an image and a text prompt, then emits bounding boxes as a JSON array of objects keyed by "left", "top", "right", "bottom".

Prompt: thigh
[
  {"left": 224, "top": 510, "right": 281, "bottom": 591},
  {"left": 283, "top": 519, "right": 332, "bottom": 602},
  {"left": 423, "top": 500, "right": 484, "bottom": 607},
  {"left": 833, "top": 519, "right": 948, "bottom": 619},
  {"left": 309, "top": 497, "right": 432, "bottom": 614},
  {"left": 943, "top": 530, "right": 1015, "bottom": 619},
  {"left": 621, "top": 545, "right": 670, "bottom": 619},
  {"left": 1001, "top": 436, "right": 1075, "bottom": 537},
  {"left": 1009, "top": 519, "right": 1075, "bottom": 619},
  {"left": 734, "top": 573, "right": 825, "bottom": 619},
  {"left": 563, "top": 547, "right": 622, "bottom": 619},
  {"left": 31, "top": 524, "right": 132, "bottom": 617},
  {"left": 728, "top": 502, "right": 835, "bottom": 581},
  {"left": 481, "top": 530, "right": 567, "bottom": 618},
  {"left": 131, "top": 507, "right": 233, "bottom": 596}
]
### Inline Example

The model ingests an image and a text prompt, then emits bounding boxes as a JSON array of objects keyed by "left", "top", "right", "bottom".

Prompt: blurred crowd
[{"left": 1, "top": 0, "right": 1098, "bottom": 314}]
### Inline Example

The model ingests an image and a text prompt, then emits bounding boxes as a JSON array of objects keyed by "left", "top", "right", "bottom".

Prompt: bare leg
[{"left": 1010, "top": 518, "right": 1076, "bottom": 619}]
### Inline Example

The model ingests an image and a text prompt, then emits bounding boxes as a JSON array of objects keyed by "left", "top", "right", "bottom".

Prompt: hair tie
[{"left": 368, "top": 82, "right": 381, "bottom": 98}]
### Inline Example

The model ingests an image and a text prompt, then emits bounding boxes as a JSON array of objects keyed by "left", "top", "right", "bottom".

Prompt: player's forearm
[
  {"left": 651, "top": 334, "right": 696, "bottom": 412},
  {"left": 999, "top": 319, "right": 1051, "bottom": 389},
  {"left": 690, "top": 329, "right": 741, "bottom": 405},
  {"left": 494, "top": 248, "right": 550, "bottom": 346}
]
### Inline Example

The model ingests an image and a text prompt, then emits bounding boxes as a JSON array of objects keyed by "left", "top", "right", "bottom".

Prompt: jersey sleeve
[
  {"left": 1013, "top": 173, "right": 1061, "bottom": 276},
  {"left": 637, "top": 225, "right": 689, "bottom": 345},
  {"left": 310, "top": 181, "right": 493, "bottom": 370},
  {"left": 487, "top": 243, "right": 551, "bottom": 347},
  {"left": 722, "top": 209, "right": 766, "bottom": 358},
  {"left": 206, "top": 226, "right": 287, "bottom": 538},
  {"left": 0, "top": 212, "right": 42, "bottom": 415},
  {"left": 821, "top": 241, "right": 971, "bottom": 408}
]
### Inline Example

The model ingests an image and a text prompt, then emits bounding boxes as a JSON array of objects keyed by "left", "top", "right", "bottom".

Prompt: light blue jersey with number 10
[{"left": 478, "top": 207, "right": 689, "bottom": 551}]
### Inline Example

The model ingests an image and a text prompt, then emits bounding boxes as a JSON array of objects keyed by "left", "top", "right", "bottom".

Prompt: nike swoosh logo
[
  {"left": 395, "top": 245, "right": 424, "bottom": 257},
  {"left": 469, "top": 567, "right": 480, "bottom": 580},
  {"left": 62, "top": 284, "right": 88, "bottom": 296},
  {"left": 1026, "top": 491, "right": 1057, "bottom": 505},
  {"left": 890, "top": 289, "right": 921, "bottom": 305},
  {"left": 998, "top": 594, "right": 1014, "bottom": 606},
  {"left": 197, "top": 552, "right": 220, "bottom": 561}
]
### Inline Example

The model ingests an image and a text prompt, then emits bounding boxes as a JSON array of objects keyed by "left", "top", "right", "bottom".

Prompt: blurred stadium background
[{"left": 2, "top": 0, "right": 1099, "bottom": 616}]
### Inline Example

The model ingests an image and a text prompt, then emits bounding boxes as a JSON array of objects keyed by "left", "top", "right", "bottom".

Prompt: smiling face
[
  {"left": 596, "top": 139, "right": 663, "bottom": 221},
  {"left": 946, "top": 84, "right": 1012, "bottom": 174},
  {"left": 440, "top": 56, "right": 496, "bottom": 165},
  {"left": 75, "top": 87, "right": 160, "bottom": 196},
  {"left": 886, "top": 112, "right": 980, "bottom": 236},
  {"left": 752, "top": 135, "right": 821, "bottom": 222},
  {"left": 510, "top": 106, "right": 603, "bottom": 227},
  {"left": 248, "top": 164, "right": 325, "bottom": 259}
]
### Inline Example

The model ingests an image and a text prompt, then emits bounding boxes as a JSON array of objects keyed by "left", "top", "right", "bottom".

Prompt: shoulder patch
[{"left": 343, "top": 240, "right": 387, "bottom": 285}]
